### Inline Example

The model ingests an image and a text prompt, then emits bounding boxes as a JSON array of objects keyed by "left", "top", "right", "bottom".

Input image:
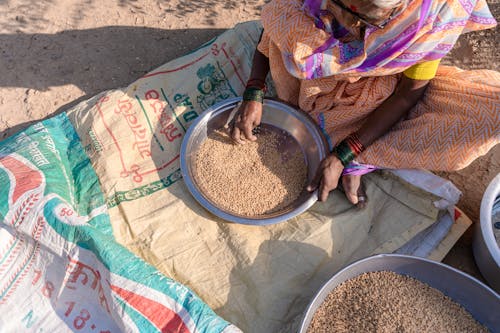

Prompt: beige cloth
[{"left": 66, "top": 21, "right": 461, "bottom": 333}]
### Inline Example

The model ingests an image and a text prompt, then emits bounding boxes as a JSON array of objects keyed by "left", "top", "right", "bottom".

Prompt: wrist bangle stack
[
  {"left": 243, "top": 77, "right": 266, "bottom": 104},
  {"left": 345, "top": 133, "right": 364, "bottom": 155},
  {"left": 333, "top": 133, "right": 365, "bottom": 166},
  {"left": 243, "top": 87, "right": 265, "bottom": 104}
]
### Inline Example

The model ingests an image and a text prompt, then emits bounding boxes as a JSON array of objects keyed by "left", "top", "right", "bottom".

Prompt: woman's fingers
[
  {"left": 308, "top": 155, "right": 343, "bottom": 201},
  {"left": 318, "top": 178, "right": 329, "bottom": 202},
  {"left": 342, "top": 175, "right": 367, "bottom": 208},
  {"left": 307, "top": 165, "right": 323, "bottom": 192},
  {"left": 319, "top": 170, "right": 339, "bottom": 201},
  {"left": 230, "top": 125, "right": 246, "bottom": 144},
  {"left": 356, "top": 182, "right": 368, "bottom": 209},
  {"left": 344, "top": 190, "right": 359, "bottom": 205},
  {"left": 230, "top": 114, "right": 258, "bottom": 144},
  {"left": 342, "top": 175, "right": 360, "bottom": 205},
  {"left": 242, "top": 121, "right": 257, "bottom": 141},
  {"left": 230, "top": 112, "right": 250, "bottom": 144},
  {"left": 254, "top": 110, "right": 262, "bottom": 127},
  {"left": 229, "top": 101, "right": 263, "bottom": 144},
  {"left": 318, "top": 177, "right": 337, "bottom": 201}
]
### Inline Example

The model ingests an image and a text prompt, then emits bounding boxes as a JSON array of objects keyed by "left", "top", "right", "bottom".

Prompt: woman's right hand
[{"left": 230, "top": 100, "right": 263, "bottom": 144}]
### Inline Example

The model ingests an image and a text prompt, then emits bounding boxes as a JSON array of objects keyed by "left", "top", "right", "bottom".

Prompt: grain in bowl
[
  {"left": 306, "top": 271, "right": 489, "bottom": 333},
  {"left": 194, "top": 126, "right": 307, "bottom": 217}
]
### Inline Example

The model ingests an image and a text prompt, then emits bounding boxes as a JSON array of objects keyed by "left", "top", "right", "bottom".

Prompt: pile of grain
[
  {"left": 306, "top": 271, "right": 489, "bottom": 333},
  {"left": 194, "top": 129, "right": 306, "bottom": 216}
]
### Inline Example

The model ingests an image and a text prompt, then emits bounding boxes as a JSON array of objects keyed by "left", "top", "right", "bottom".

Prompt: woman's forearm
[
  {"left": 356, "top": 76, "right": 430, "bottom": 147},
  {"left": 231, "top": 46, "right": 271, "bottom": 143},
  {"left": 248, "top": 48, "right": 270, "bottom": 82}
]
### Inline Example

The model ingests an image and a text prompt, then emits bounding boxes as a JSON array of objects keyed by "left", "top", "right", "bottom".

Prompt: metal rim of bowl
[
  {"left": 180, "top": 97, "right": 328, "bottom": 225},
  {"left": 480, "top": 173, "right": 500, "bottom": 265},
  {"left": 299, "top": 253, "right": 500, "bottom": 333}
]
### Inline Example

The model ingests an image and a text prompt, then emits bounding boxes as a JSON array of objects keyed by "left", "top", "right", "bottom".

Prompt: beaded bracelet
[
  {"left": 333, "top": 133, "right": 365, "bottom": 166},
  {"left": 243, "top": 87, "right": 265, "bottom": 104}
]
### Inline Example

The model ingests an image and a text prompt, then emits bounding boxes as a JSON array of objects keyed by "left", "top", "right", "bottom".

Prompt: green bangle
[
  {"left": 243, "top": 87, "right": 264, "bottom": 104},
  {"left": 333, "top": 140, "right": 356, "bottom": 166}
]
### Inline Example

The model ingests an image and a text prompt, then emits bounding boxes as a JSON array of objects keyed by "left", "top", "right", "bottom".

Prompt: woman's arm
[
  {"left": 356, "top": 75, "right": 430, "bottom": 147},
  {"left": 308, "top": 76, "right": 430, "bottom": 201},
  {"left": 230, "top": 48, "right": 270, "bottom": 143},
  {"left": 248, "top": 48, "right": 270, "bottom": 84}
]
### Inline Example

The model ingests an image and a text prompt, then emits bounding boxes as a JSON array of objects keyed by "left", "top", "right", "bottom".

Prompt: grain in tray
[{"left": 195, "top": 128, "right": 307, "bottom": 216}]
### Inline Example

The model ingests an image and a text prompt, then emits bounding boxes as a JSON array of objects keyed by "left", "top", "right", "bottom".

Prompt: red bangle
[
  {"left": 346, "top": 140, "right": 360, "bottom": 156},
  {"left": 345, "top": 133, "right": 365, "bottom": 155},
  {"left": 246, "top": 78, "right": 266, "bottom": 92}
]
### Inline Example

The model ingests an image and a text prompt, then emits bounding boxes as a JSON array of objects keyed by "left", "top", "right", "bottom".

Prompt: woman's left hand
[
  {"left": 307, "top": 154, "right": 344, "bottom": 201},
  {"left": 342, "top": 174, "right": 367, "bottom": 209},
  {"left": 307, "top": 154, "right": 368, "bottom": 206}
]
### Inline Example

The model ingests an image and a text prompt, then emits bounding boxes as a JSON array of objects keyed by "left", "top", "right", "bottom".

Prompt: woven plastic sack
[{"left": 0, "top": 113, "right": 240, "bottom": 332}]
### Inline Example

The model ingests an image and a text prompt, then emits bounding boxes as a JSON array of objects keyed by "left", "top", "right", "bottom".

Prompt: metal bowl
[
  {"left": 180, "top": 97, "right": 328, "bottom": 225},
  {"left": 473, "top": 173, "right": 500, "bottom": 292},
  {"left": 299, "top": 254, "right": 500, "bottom": 333}
]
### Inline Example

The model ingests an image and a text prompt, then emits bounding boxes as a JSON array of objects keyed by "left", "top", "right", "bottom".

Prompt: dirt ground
[{"left": 0, "top": 1, "right": 498, "bottom": 277}]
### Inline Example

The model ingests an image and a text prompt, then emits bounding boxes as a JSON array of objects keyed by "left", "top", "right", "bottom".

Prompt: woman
[{"left": 230, "top": 0, "right": 499, "bottom": 206}]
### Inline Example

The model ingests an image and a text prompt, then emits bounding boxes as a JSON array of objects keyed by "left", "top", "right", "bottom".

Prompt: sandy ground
[{"left": 0, "top": 0, "right": 498, "bottom": 276}]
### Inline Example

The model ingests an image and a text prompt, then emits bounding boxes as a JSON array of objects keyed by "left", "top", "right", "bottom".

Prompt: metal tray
[{"left": 180, "top": 97, "right": 328, "bottom": 225}]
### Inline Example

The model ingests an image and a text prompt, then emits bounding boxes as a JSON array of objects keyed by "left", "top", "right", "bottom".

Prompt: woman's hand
[
  {"left": 307, "top": 154, "right": 344, "bottom": 201},
  {"left": 230, "top": 100, "right": 262, "bottom": 144},
  {"left": 342, "top": 174, "right": 367, "bottom": 208},
  {"left": 307, "top": 156, "right": 368, "bottom": 206}
]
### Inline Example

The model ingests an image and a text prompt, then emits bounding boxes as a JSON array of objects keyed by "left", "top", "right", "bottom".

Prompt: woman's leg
[{"left": 357, "top": 66, "right": 500, "bottom": 171}]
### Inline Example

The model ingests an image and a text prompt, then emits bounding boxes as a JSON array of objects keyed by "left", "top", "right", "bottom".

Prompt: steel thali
[{"left": 180, "top": 97, "right": 328, "bottom": 225}]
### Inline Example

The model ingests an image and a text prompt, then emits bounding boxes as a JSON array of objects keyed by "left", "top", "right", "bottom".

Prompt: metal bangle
[
  {"left": 333, "top": 140, "right": 357, "bottom": 166},
  {"left": 243, "top": 87, "right": 264, "bottom": 103}
]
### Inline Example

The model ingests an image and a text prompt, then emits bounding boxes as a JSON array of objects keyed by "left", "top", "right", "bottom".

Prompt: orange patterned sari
[{"left": 258, "top": 0, "right": 499, "bottom": 170}]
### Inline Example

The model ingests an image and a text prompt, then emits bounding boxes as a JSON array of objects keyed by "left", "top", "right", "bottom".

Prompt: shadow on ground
[{"left": 0, "top": 26, "right": 225, "bottom": 138}]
